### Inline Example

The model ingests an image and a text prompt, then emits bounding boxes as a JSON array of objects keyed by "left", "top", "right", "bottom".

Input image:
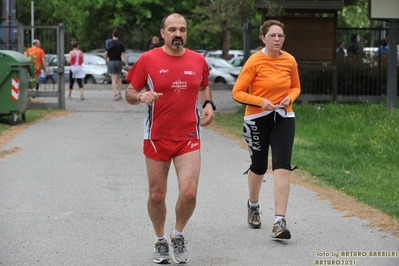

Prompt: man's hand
[
  {"left": 139, "top": 91, "right": 163, "bottom": 106},
  {"left": 200, "top": 105, "right": 214, "bottom": 126}
]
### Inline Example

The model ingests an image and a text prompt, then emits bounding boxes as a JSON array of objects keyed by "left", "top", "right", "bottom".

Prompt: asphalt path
[{"left": 0, "top": 85, "right": 398, "bottom": 266}]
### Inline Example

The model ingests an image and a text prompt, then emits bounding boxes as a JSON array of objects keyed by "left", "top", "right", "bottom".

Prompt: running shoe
[
  {"left": 153, "top": 239, "right": 170, "bottom": 264},
  {"left": 271, "top": 218, "right": 291, "bottom": 239},
  {"left": 247, "top": 201, "right": 261, "bottom": 229},
  {"left": 114, "top": 95, "right": 120, "bottom": 101},
  {"left": 80, "top": 95, "right": 85, "bottom": 100},
  {"left": 67, "top": 95, "right": 72, "bottom": 100},
  {"left": 170, "top": 232, "right": 189, "bottom": 264}
]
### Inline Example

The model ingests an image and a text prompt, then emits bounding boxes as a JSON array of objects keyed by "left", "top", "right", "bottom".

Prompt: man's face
[{"left": 161, "top": 15, "right": 187, "bottom": 50}]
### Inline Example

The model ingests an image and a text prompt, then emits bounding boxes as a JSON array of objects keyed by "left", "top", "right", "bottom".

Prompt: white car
[
  {"left": 229, "top": 56, "right": 245, "bottom": 67},
  {"left": 46, "top": 53, "right": 111, "bottom": 84},
  {"left": 205, "top": 50, "right": 243, "bottom": 60},
  {"left": 362, "top": 47, "right": 379, "bottom": 64},
  {"left": 206, "top": 57, "right": 241, "bottom": 85}
]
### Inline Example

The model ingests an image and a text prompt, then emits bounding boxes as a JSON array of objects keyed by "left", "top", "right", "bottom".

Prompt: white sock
[
  {"left": 173, "top": 228, "right": 183, "bottom": 237},
  {"left": 248, "top": 200, "right": 259, "bottom": 208},
  {"left": 275, "top": 215, "right": 285, "bottom": 224},
  {"left": 156, "top": 235, "right": 167, "bottom": 242}
]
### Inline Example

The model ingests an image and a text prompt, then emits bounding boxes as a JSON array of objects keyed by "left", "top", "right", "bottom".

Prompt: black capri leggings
[
  {"left": 69, "top": 70, "right": 84, "bottom": 89},
  {"left": 242, "top": 112, "right": 295, "bottom": 175}
]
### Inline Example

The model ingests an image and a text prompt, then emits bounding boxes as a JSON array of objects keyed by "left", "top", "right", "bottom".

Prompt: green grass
[
  {"left": 214, "top": 103, "right": 399, "bottom": 219},
  {"left": 0, "top": 109, "right": 60, "bottom": 135}
]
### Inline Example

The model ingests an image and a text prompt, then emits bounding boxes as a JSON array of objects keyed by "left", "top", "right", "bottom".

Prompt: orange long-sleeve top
[{"left": 232, "top": 50, "right": 301, "bottom": 117}]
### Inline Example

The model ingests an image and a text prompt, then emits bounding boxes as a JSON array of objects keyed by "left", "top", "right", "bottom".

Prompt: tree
[
  {"left": 13, "top": 0, "right": 253, "bottom": 52},
  {"left": 190, "top": 0, "right": 259, "bottom": 59},
  {"left": 338, "top": 0, "right": 383, "bottom": 28},
  {"left": 9, "top": 0, "right": 378, "bottom": 55},
  {"left": 14, "top": 0, "right": 198, "bottom": 51}
]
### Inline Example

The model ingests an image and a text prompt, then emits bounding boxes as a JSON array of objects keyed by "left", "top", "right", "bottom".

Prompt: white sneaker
[
  {"left": 153, "top": 239, "right": 170, "bottom": 264},
  {"left": 170, "top": 232, "right": 189, "bottom": 264}
]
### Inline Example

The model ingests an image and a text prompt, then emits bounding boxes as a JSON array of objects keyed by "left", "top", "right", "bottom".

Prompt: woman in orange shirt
[{"left": 232, "top": 20, "right": 301, "bottom": 239}]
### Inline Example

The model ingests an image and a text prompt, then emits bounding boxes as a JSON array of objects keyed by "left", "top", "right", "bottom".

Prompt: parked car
[
  {"left": 125, "top": 52, "right": 142, "bottom": 68},
  {"left": 362, "top": 47, "right": 379, "bottom": 64},
  {"left": 89, "top": 48, "right": 144, "bottom": 54},
  {"left": 45, "top": 54, "right": 56, "bottom": 65},
  {"left": 205, "top": 50, "right": 243, "bottom": 60},
  {"left": 89, "top": 51, "right": 142, "bottom": 65},
  {"left": 46, "top": 53, "right": 111, "bottom": 84},
  {"left": 195, "top": 49, "right": 207, "bottom": 56},
  {"left": 229, "top": 56, "right": 245, "bottom": 67},
  {"left": 121, "top": 53, "right": 142, "bottom": 83},
  {"left": 89, "top": 51, "right": 142, "bottom": 83},
  {"left": 205, "top": 57, "right": 241, "bottom": 85}
]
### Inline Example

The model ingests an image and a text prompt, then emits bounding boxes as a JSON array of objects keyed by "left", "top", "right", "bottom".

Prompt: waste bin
[{"left": 0, "top": 50, "right": 31, "bottom": 125}]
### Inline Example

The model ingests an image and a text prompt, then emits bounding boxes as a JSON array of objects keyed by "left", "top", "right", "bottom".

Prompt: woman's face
[{"left": 262, "top": 25, "right": 285, "bottom": 51}]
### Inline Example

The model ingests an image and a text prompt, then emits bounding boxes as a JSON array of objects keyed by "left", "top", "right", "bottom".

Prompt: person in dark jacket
[
  {"left": 347, "top": 34, "right": 360, "bottom": 56},
  {"left": 104, "top": 29, "right": 129, "bottom": 101}
]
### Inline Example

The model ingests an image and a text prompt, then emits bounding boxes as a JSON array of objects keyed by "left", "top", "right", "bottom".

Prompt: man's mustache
[{"left": 172, "top": 37, "right": 183, "bottom": 42}]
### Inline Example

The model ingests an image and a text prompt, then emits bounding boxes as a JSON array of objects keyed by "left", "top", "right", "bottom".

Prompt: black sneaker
[
  {"left": 170, "top": 232, "right": 189, "bottom": 264},
  {"left": 271, "top": 218, "right": 291, "bottom": 239},
  {"left": 247, "top": 201, "right": 261, "bottom": 229},
  {"left": 153, "top": 239, "right": 170, "bottom": 264}
]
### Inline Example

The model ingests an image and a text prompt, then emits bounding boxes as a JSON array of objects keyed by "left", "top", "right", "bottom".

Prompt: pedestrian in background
[
  {"left": 232, "top": 19, "right": 301, "bottom": 240},
  {"left": 336, "top": 41, "right": 347, "bottom": 58},
  {"left": 148, "top": 36, "right": 160, "bottom": 50},
  {"left": 375, "top": 38, "right": 389, "bottom": 56},
  {"left": 67, "top": 40, "right": 85, "bottom": 100},
  {"left": 25, "top": 39, "right": 48, "bottom": 92},
  {"left": 347, "top": 34, "right": 361, "bottom": 56},
  {"left": 104, "top": 29, "right": 129, "bottom": 101},
  {"left": 125, "top": 13, "right": 215, "bottom": 264}
]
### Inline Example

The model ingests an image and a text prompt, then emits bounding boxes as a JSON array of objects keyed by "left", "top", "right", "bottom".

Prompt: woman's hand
[
  {"left": 261, "top": 98, "right": 276, "bottom": 111},
  {"left": 279, "top": 97, "right": 292, "bottom": 108}
]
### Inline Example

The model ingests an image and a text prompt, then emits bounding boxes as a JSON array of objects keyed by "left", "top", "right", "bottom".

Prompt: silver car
[
  {"left": 205, "top": 50, "right": 244, "bottom": 60},
  {"left": 46, "top": 53, "right": 111, "bottom": 84},
  {"left": 87, "top": 52, "right": 141, "bottom": 83},
  {"left": 206, "top": 57, "right": 241, "bottom": 85}
]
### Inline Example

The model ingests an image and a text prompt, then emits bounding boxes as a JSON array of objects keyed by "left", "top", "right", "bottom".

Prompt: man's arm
[
  {"left": 125, "top": 84, "right": 163, "bottom": 106},
  {"left": 121, "top": 52, "right": 129, "bottom": 69},
  {"left": 104, "top": 50, "right": 108, "bottom": 64},
  {"left": 198, "top": 85, "right": 212, "bottom": 106},
  {"left": 125, "top": 84, "right": 142, "bottom": 105},
  {"left": 41, "top": 52, "right": 48, "bottom": 74},
  {"left": 198, "top": 86, "right": 214, "bottom": 126}
]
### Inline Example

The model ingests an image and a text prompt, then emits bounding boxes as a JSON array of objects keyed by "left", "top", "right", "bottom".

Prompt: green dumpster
[{"left": 0, "top": 50, "right": 31, "bottom": 125}]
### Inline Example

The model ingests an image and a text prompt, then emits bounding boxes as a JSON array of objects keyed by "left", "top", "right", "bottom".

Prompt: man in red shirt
[
  {"left": 125, "top": 13, "right": 215, "bottom": 265},
  {"left": 25, "top": 39, "right": 48, "bottom": 91}
]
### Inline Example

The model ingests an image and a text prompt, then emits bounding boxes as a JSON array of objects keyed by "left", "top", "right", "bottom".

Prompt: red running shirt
[
  {"left": 125, "top": 48, "right": 209, "bottom": 141},
  {"left": 70, "top": 50, "right": 83, "bottom": 65}
]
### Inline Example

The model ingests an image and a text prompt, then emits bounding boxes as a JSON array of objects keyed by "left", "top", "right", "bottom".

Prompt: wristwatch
[{"left": 202, "top": 100, "right": 216, "bottom": 111}]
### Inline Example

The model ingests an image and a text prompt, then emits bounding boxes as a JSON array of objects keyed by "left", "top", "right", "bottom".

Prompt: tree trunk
[{"left": 221, "top": 17, "right": 231, "bottom": 60}]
